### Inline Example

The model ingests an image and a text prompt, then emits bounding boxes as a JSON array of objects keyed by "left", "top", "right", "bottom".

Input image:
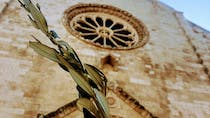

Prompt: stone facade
[{"left": 0, "top": 0, "right": 209, "bottom": 118}]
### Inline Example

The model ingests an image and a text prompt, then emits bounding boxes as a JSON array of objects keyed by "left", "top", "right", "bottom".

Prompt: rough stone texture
[{"left": 0, "top": 0, "right": 209, "bottom": 118}]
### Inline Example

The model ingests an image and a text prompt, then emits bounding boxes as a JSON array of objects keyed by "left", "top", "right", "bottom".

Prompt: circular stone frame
[{"left": 63, "top": 3, "right": 149, "bottom": 50}]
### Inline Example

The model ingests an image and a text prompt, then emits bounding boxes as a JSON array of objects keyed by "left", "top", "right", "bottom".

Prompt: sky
[{"left": 160, "top": 0, "right": 210, "bottom": 31}]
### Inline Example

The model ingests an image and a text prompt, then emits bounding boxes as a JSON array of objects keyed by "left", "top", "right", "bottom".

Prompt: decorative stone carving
[{"left": 63, "top": 3, "right": 149, "bottom": 50}]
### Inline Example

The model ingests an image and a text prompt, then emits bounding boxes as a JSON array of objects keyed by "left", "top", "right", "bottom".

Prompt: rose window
[{"left": 63, "top": 4, "right": 149, "bottom": 50}]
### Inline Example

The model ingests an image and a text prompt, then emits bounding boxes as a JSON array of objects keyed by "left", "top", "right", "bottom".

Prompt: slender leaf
[
  {"left": 57, "top": 40, "right": 85, "bottom": 72},
  {"left": 29, "top": 41, "right": 59, "bottom": 63},
  {"left": 77, "top": 98, "right": 100, "bottom": 118},
  {"left": 84, "top": 64, "right": 107, "bottom": 94},
  {"left": 84, "top": 64, "right": 104, "bottom": 89},
  {"left": 93, "top": 88, "right": 110, "bottom": 118},
  {"left": 57, "top": 41, "right": 83, "bottom": 64},
  {"left": 28, "top": 14, "right": 39, "bottom": 29},
  {"left": 19, "top": 0, "right": 49, "bottom": 34},
  {"left": 56, "top": 54, "right": 94, "bottom": 96},
  {"left": 85, "top": 64, "right": 107, "bottom": 82}
]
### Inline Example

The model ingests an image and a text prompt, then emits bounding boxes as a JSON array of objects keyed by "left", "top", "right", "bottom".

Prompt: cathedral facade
[{"left": 0, "top": 0, "right": 210, "bottom": 118}]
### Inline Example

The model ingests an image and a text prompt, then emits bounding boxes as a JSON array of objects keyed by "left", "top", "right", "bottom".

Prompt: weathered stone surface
[{"left": 0, "top": 0, "right": 209, "bottom": 118}]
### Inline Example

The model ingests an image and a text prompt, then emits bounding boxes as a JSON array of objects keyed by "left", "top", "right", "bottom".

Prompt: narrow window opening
[{"left": 101, "top": 55, "right": 118, "bottom": 70}]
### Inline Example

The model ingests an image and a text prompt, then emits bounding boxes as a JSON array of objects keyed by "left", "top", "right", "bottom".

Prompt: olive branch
[{"left": 18, "top": 0, "right": 110, "bottom": 118}]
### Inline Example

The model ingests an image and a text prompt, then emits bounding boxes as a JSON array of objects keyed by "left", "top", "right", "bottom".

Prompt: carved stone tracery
[{"left": 63, "top": 3, "right": 149, "bottom": 50}]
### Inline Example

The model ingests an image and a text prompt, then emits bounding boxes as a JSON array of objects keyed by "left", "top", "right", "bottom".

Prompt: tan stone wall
[{"left": 0, "top": 0, "right": 209, "bottom": 118}]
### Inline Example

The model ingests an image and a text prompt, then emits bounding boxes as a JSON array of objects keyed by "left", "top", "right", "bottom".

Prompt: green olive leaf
[
  {"left": 93, "top": 88, "right": 110, "bottom": 118},
  {"left": 84, "top": 64, "right": 105, "bottom": 89},
  {"left": 56, "top": 54, "right": 94, "bottom": 96},
  {"left": 57, "top": 40, "right": 84, "bottom": 71},
  {"left": 28, "top": 14, "right": 39, "bottom": 29},
  {"left": 29, "top": 41, "right": 60, "bottom": 63},
  {"left": 19, "top": 0, "right": 49, "bottom": 34},
  {"left": 76, "top": 98, "right": 100, "bottom": 118},
  {"left": 84, "top": 64, "right": 107, "bottom": 94}
]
